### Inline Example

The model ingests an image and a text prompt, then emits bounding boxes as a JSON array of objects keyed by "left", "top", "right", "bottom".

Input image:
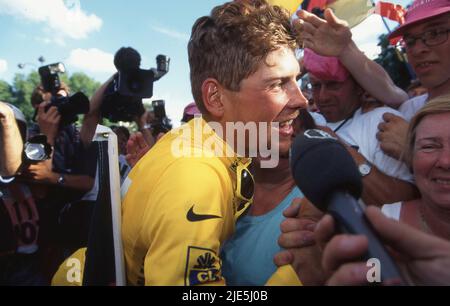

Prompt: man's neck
[
  {"left": 428, "top": 80, "right": 450, "bottom": 100},
  {"left": 249, "top": 158, "right": 296, "bottom": 216}
]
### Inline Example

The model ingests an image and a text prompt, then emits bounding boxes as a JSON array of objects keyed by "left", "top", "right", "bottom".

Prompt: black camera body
[
  {"left": 46, "top": 92, "right": 90, "bottom": 127},
  {"left": 38, "top": 63, "right": 90, "bottom": 127},
  {"left": 151, "top": 100, "right": 172, "bottom": 137},
  {"left": 101, "top": 47, "right": 170, "bottom": 122},
  {"left": 38, "top": 63, "right": 65, "bottom": 95}
]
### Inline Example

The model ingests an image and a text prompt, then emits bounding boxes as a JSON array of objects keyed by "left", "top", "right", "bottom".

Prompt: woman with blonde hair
[{"left": 382, "top": 94, "right": 450, "bottom": 240}]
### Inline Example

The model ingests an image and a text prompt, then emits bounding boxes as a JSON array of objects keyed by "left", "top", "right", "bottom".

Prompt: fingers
[
  {"left": 126, "top": 133, "right": 141, "bottom": 155},
  {"left": 322, "top": 234, "right": 368, "bottom": 273},
  {"left": 326, "top": 262, "right": 370, "bottom": 286},
  {"left": 135, "top": 132, "right": 148, "bottom": 149},
  {"left": 298, "top": 197, "right": 323, "bottom": 220},
  {"left": 297, "top": 9, "right": 325, "bottom": 28},
  {"left": 280, "top": 217, "right": 316, "bottom": 233},
  {"left": 278, "top": 230, "right": 316, "bottom": 249},
  {"left": 273, "top": 250, "right": 293, "bottom": 267},
  {"left": 315, "top": 214, "right": 336, "bottom": 250},
  {"left": 324, "top": 8, "right": 348, "bottom": 28},
  {"left": 377, "top": 121, "right": 387, "bottom": 133},
  {"left": 282, "top": 198, "right": 302, "bottom": 218},
  {"left": 382, "top": 112, "right": 398, "bottom": 122}
]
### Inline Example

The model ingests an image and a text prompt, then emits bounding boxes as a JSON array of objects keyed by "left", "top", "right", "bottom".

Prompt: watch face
[
  {"left": 359, "top": 164, "right": 371, "bottom": 176},
  {"left": 58, "top": 175, "right": 65, "bottom": 185}
]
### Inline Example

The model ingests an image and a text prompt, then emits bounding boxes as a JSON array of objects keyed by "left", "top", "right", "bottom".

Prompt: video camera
[
  {"left": 101, "top": 47, "right": 170, "bottom": 122},
  {"left": 150, "top": 100, "right": 172, "bottom": 137},
  {"left": 38, "top": 63, "right": 90, "bottom": 127}
]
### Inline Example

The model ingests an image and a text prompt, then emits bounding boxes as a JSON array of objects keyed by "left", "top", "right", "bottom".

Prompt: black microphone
[{"left": 290, "top": 129, "right": 405, "bottom": 285}]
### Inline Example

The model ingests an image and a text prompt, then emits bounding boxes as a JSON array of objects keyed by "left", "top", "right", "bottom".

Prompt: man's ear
[{"left": 201, "top": 78, "right": 224, "bottom": 119}]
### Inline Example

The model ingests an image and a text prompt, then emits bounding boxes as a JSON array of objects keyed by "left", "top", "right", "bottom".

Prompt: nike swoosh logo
[{"left": 186, "top": 205, "right": 221, "bottom": 222}]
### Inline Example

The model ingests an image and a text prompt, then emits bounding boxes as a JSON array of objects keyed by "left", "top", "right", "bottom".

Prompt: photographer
[
  {"left": 26, "top": 83, "right": 95, "bottom": 192},
  {"left": 19, "top": 81, "right": 97, "bottom": 276},
  {"left": 0, "top": 105, "right": 46, "bottom": 285},
  {"left": 0, "top": 101, "right": 23, "bottom": 177},
  {"left": 81, "top": 47, "right": 169, "bottom": 152}
]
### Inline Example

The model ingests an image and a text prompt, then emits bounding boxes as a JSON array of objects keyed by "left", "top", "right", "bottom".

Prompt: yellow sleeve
[
  {"left": 51, "top": 248, "right": 86, "bottom": 286},
  {"left": 142, "top": 160, "right": 232, "bottom": 286},
  {"left": 265, "top": 265, "right": 303, "bottom": 286}
]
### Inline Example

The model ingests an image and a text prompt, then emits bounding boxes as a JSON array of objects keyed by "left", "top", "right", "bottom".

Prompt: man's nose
[{"left": 288, "top": 83, "right": 308, "bottom": 110}]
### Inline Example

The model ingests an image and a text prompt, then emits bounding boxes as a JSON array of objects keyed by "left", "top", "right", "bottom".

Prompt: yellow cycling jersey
[
  {"left": 121, "top": 118, "right": 252, "bottom": 285},
  {"left": 51, "top": 117, "right": 301, "bottom": 286}
]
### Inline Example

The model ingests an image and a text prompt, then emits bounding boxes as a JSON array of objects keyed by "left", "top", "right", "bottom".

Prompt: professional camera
[
  {"left": 150, "top": 100, "right": 172, "bottom": 137},
  {"left": 39, "top": 62, "right": 66, "bottom": 94},
  {"left": 22, "top": 134, "right": 53, "bottom": 164},
  {"left": 37, "top": 63, "right": 90, "bottom": 127},
  {"left": 101, "top": 47, "right": 170, "bottom": 122}
]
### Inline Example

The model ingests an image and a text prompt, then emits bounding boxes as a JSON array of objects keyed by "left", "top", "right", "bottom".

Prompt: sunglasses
[{"left": 231, "top": 158, "right": 255, "bottom": 216}]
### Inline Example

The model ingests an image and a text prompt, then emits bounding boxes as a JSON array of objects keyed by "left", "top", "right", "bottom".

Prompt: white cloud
[
  {"left": 0, "top": 0, "right": 102, "bottom": 40},
  {"left": 66, "top": 48, "right": 115, "bottom": 74},
  {"left": 352, "top": 14, "right": 388, "bottom": 59},
  {"left": 0, "top": 59, "right": 8, "bottom": 74},
  {"left": 151, "top": 25, "right": 190, "bottom": 42}
]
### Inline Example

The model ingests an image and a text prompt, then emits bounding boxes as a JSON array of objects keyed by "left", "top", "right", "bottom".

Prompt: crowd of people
[{"left": 1, "top": 0, "right": 450, "bottom": 286}]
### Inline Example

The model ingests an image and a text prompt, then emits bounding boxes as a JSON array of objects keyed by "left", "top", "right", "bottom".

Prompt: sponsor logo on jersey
[{"left": 185, "top": 246, "right": 222, "bottom": 285}]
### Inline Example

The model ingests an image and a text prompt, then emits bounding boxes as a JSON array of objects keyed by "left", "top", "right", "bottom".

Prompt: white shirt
[
  {"left": 399, "top": 94, "right": 428, "bottom": 122},
  {"left": 326, "top": 107, "right": 413, "bottom": 183},
  {"left": 381, "top": 202, "right": 402, "bottom": 221}
]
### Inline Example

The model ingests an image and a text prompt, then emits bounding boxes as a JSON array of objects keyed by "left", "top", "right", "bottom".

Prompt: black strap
[{"left": 333, "top": 108, "right": 359, "bottom": 133}]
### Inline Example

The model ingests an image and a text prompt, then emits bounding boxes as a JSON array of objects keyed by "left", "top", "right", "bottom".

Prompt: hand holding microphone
[{"left": 290, "top": 129, "right": 405, "bottom": 285}]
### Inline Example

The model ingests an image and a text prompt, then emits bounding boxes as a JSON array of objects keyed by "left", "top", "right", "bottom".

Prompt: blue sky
[{"left": 0, "top": 0, "right": 411, "bottom": 125}]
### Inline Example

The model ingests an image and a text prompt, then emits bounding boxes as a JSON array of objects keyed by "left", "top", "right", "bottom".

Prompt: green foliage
[
  {"left": 69, "top": 72, "right": 101, "bottom": 99},
  {"left": 375, "top": 34, "right": 413, "bottom": 90},
  {"left": 0, "top": 80, "right": 13, "bottom": 102},
  {"left": 11, "top": 72, "right": 40, "bottom": 121},
  {"left": 0, "top": 70, "right": 101, "bottom": 122}
]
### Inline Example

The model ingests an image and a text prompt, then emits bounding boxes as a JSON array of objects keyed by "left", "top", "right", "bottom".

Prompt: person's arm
[
  {"left": 317, "top": 125, "right": 419, "bottom": 206},
  {"left": 23, "top": 159, "right": 94, "bottom": 191},
  {"left": 80, "top": 76, "right": 113, "bottom": 147},
  {"left": 0, "top": 102, "right": 23, "bottom": 176},
  {"left": 345, "top": 145, "right": 419, "bottom": 206},
  {"left": 296, "top": 9, "right": 408, "bottom": 107},
  {"left": 316, "top": 206, "right": 450, "bottom": 285}
]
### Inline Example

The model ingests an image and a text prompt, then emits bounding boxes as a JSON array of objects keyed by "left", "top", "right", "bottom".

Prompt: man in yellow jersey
[{"left": 121, "top": 0, "right": 306, "bottom": 285}]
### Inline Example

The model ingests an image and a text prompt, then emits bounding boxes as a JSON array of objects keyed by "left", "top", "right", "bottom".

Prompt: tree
[
  {"left": 1, "top": 71, "right": 101, "bottom": 122},
  {"left": 0, "top": 80, "right": 14, "bottom": 103},
  {"left": 68, "top": 72, "right": 101, "bottom": 99},
  {"left": 11, "top": 71, "right": 40, "bottom": 121},
  {"left": 375, "top": 34, "right": 413, "bottom": 90}
]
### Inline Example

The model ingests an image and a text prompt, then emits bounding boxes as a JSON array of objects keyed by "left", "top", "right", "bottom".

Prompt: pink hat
[
  {"left": 183, "top": 102, "right": 200, "bottom": 116},
  {"left": 389, "top": 0, "right": 450, "bottom": 39},
  {"left": 302, "top": 48, "right": 350, "bottom": 82}
]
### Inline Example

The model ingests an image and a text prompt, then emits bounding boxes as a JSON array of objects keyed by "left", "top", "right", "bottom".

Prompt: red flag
[{"left": 375, "top": 1, "right": 406, "bottom": 24}]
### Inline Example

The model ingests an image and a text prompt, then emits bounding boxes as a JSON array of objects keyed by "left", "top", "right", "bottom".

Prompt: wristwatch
[
  {"left": 57, "top": 174, "right": 66, "bottom": 185},
  {"left": 358, "top": 161, "right": 372, "bottom": 177}
]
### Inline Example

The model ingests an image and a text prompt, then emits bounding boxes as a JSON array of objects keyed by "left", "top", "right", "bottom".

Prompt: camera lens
[{"left": 25, "top": 143, "right": 48, "bottom": 161}]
